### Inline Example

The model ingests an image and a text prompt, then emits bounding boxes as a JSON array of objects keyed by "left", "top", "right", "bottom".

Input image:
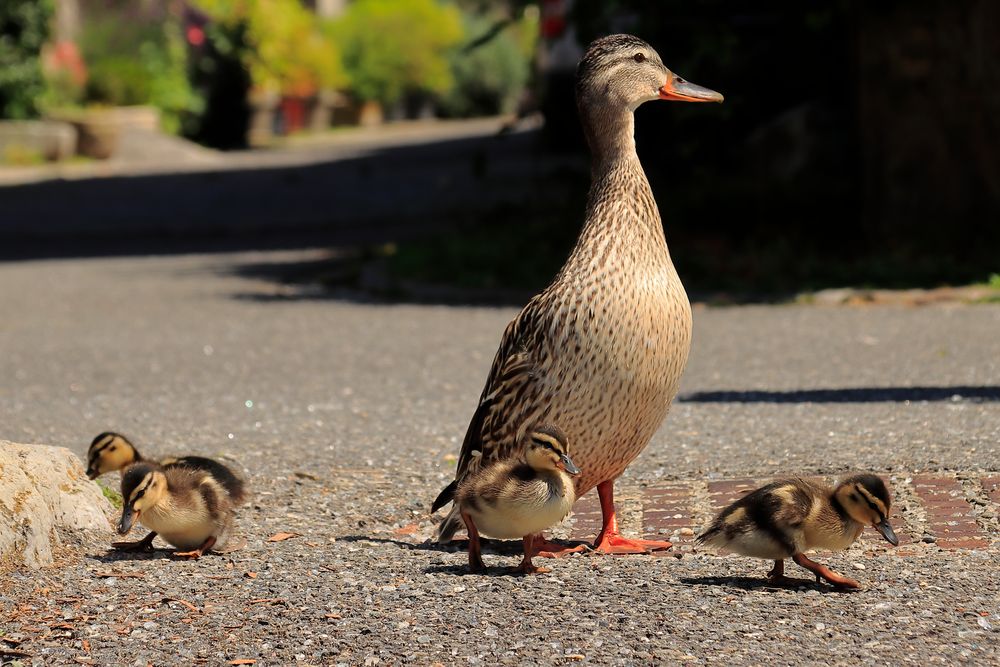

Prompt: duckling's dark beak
[
  {"left": 875, "top": 518, "right": 899, "bottom": 546},
  {"left": 86, "top": 468, "right": 98, "bottom": 480},
  {"left": 118, "top": 506, "right": 138, "bottom": 535},
  {"left": 659, "top": 75, "right": 724, "bottom": 103},
  {"left": 557, "top": 453, "right": 581, "bottom": 476}
]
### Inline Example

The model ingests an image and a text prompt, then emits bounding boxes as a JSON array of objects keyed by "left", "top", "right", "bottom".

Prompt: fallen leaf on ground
[
  {"left": 244, "top": 572, "right": 257, "bottom": 579},
  {"left": 93, "top": 571, "right": 143, "bottom": 579},
  {"left": 393, "top": 523, "right": 419, "bottom": 536},
  {"left": 161, "top": 597, "right": 199, "bottom": 614},
  {"left": 267, "top": 532, "right": 300, "bottom": 542},
  {"left": 229, "top": 661, "right": 256, "bottom": 665}
]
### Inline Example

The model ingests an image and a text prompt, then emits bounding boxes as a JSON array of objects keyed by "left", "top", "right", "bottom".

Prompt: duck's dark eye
[
  {"left": 850, "top": 493, "right": 860, "bottom": 502},
  {"left": 633, "top": 53, "right": 646, "bottom": 63}
]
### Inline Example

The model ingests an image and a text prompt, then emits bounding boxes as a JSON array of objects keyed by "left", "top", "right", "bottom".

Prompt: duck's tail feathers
[
  {"left": 431, "top": 479, "right": 458, "bottom": 514},
  {"left": 435, "top": 506, "right": 464, "bottom": 543}
]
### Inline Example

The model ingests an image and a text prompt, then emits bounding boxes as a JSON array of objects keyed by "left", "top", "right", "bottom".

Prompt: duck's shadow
[
  {"left": 88, "top": 549, "right": 170, "bottom": 563},
  {"left": 678, "top": 575, "right": 860, "bottom": 593},
  {"left": 340, "top": 535, "right": 590, "bottom": 576}
]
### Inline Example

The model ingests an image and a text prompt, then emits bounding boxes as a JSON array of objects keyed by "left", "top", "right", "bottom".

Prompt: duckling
[
  {"left": 114, "top": 461, "right": 239, "bottom": 558},
  {"left": 87, "top": 431, "right": 246, "bottom": 503},
  {"left": 697, "top": 474, "right": 899, "bottom": 589},
  {"left": 454, "top": 426, "right": 580, "bottom": 574}
]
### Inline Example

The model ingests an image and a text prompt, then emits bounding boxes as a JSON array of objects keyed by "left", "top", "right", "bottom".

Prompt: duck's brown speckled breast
[{"left": 535, "top": 252, "right": 692, "bottom": 497}]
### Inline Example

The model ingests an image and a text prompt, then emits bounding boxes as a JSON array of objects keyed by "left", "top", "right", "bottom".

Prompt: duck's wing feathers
[
  {"left": 455, "top": 294, "right": 556, "bottom": 478},
  {"left": 162, "top": 455, "right": 247, "bottom": 505}
]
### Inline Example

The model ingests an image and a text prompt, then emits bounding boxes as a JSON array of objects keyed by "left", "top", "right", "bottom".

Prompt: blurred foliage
[
  {"left": 45, "top": 4, "right": 201, "bottom": 134},
  {"left": 0, "top": 0, "right": 53, "bottom": 119},
  {"left": 195, "top": 0, "right": 345, "bottom": 95},
  {"left": 438, "top": 10, "right": 536, "bottom": 117},
  {"left": 329, "top": 0, "right": 463, "bottom": 107}
]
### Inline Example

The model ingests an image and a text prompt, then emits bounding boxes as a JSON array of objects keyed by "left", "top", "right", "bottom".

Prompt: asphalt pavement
[{"left": 1, "top": 250, "right": 998, "bottom": 665}]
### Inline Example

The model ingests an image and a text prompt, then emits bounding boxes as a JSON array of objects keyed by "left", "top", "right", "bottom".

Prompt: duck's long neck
[{"left": 567, "top": 105, "right": 670, "bottom": 268}]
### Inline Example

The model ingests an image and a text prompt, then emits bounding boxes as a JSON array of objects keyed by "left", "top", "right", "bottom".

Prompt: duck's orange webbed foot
[
  {"left": 591, "top": 480, "right": 672, "bottom": 555},
  {"left": 528, "top": 534, "right": 588, "bottom": 559},
  {"left": 516, "top": 536, "right": 551, "bottom": 574},
  {"left": 593, "top": 533, "right": 673, "bottom": 555},
  {"left": 112, "top": 532, "right": 157, "bottom": 552},
  {"left": 172, "top": 536, "right": 216, "bottom": 560},
  {"left": 765, "top": 559, "right": 803, "bottom": 587},
  {"left": 792, "top": 553, "right": 860, "bottom": 590}
]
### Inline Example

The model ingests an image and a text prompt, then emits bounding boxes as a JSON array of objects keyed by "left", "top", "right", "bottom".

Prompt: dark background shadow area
[{"left": 679, "top": 386, "right": 1000, "bottom": 404}]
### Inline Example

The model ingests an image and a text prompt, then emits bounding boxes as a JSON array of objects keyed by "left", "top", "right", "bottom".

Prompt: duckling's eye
[
  {"left": 633, "top": 53, "right": 646, "bottom": 64},
  {"left": 850, "top": 493, "right": 860, "bottom": 502}
]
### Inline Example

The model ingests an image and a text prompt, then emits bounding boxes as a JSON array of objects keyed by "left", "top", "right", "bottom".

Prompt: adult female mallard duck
[
  {"left": 114, "top": 461, "right": 241, "bottom": 558},
  {"left": 697, "top": 474, "right": 899, "bottom": 589},
  {"left": 86, "top": 431, "right": 245, "bottom": 503},
  {"left": 456, "top": 426, "right": 580, "bottom": 574},
  {"left": 432, "top": 34, "right": 722, "bottom": 555}
]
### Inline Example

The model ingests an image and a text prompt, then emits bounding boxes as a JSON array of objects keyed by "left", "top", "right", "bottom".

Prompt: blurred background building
[{"left": 0, "top": 0, "right": 997, "bottom": 296}]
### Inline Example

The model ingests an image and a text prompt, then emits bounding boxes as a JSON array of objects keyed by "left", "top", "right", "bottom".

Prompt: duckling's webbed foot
[
  {"left": 462, "top": 512, "right": 486, "bottom": 573},
  {"left": 764, "top": 559, "right": 802, "bottom": 587},
  {"left": 173, "top": 536, "right": 217, "bottom": 560},
  {"left": 112, "top": 532, "right": 157, "bottom": 552},
  {"left": 516, "top": 536, "right": 551, "bottom": 575},
  {"left": 792, "top": 553, "right": 860, "bottom": 590},
  {"left": 593, "top": 481, "right": 672, "bottom": 554},
  {"left": 528, "top": 534, "right": 588, "bottom": 559}
]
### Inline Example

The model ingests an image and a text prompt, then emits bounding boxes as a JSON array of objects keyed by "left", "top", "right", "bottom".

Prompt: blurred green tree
[
  {"left": 329, "top": 0, "right": 463, "bottom": 107},
  {"left": 438, "top": 9, "right": 536, "bottom": 117},
  {"left": 195, "top": 0, "right": 346, "bottom": 95},
  {"left": 0, "top": 0, "right": 53, "bottom": 119}
]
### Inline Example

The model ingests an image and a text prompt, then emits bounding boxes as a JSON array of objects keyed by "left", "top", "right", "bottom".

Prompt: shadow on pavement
[
  {"left": 0, "top": 128, "right": 561, "bottom": 264},
  {"left": 677, "top": 575, "right": 853, "bottom": 593},
  {"left": 680, "top": 386, "right": 1000, "bottom": 404}
]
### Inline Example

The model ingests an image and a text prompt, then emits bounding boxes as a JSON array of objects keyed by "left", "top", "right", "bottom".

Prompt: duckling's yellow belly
[
  {"left": 466, "top": 484, "right": 576, "bottom": 540},
  {"left": 141, "top": 507, "right": 218, "bottom": 551},
  {"left": 804, "top": 523, "right": 863, "bottom": 552},
  {"left": 540, "top": 266, "right": 691, "bottom": 495}
]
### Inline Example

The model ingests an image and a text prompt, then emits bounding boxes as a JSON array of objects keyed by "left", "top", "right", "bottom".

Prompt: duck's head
[
  {"left": 834, "top": 474, "right": 899, "bottom": 546},
  {"left": 575, "top": 33, "right": 723, "bottom": 113},
  {"left": 525, "top": 426, "right": 580, "bottom": 476},
  {"left": 86, "top": 431, "right": 140, "bottom": 479},
  {"left": 118, "top": 462, "right": 168, "bottom": 535}
]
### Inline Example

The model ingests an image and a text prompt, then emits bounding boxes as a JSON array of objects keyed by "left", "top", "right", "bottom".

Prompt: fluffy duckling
[
  {"left": 697, "top": 474, "right": 899, "bottom": 589},
  {"left": 87, "top": 431, "right": 245, "bottom": 503},
  {"left": 453, "top": 426, "right": 580, "bottom": 574},
  {"left": 114, "top": 461, "right": 240, "bottom": 558}
]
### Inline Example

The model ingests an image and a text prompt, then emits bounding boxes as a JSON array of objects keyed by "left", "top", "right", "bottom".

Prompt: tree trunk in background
[{"left": 857, "top": 1, "right": 1000, "bottom": 252}]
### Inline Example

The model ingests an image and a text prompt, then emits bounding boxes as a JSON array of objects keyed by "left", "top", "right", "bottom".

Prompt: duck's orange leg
[
  {"left": 592, "top": 480, "right": 672, "bottom": 554},
  {"left": 173, "top": 536, "right": 216, "bottom": 560},
  {"left": 462, "top": 512, "right": 486, "bottom": 573},
  {"left": 792, "top": 553, "right": 860, "bottom": 589}
]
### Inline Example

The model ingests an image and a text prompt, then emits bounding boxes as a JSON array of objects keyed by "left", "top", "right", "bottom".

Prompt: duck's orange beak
[{"left": 659, "top": 76, "right": 724, "bottom": 103}]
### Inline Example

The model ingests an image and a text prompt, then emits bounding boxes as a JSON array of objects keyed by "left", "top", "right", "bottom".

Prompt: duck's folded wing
[{"left": 455, "top": 295, "right": 554, "bottom": 478}]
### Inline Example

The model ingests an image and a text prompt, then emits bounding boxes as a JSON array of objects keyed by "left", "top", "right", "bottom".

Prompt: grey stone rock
[{"left": 0, "top": 441, "right": 113, "bottom": 568}]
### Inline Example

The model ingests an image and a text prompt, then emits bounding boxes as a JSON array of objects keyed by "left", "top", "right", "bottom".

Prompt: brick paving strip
[
  {"left": 911, "top": 475, "right": 989, "bottom": 550},
  {"left": 566, "top": 474, "right": 998, "bottom": 551}
]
